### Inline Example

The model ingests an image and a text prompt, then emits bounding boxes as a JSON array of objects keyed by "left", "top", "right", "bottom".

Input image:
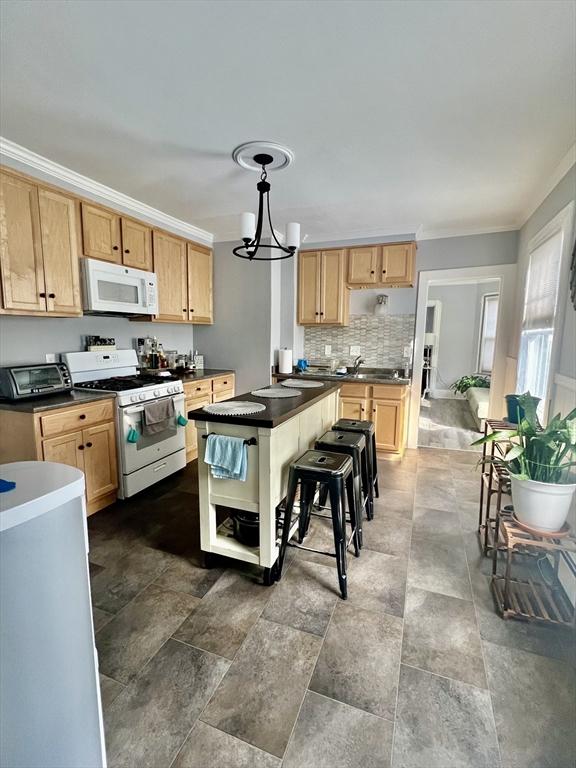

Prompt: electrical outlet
[
  {"left": 324, "top": 345, "right": 332, "bottom": 356},
  {"left": 403, "top": 345, "right": 412, "bottom": 358},
  {"left": 45, "top": 353, "right": 57, "bottom": 363},
  {"left": 349, "top": 345, "right": 361, "bottom": 356}
]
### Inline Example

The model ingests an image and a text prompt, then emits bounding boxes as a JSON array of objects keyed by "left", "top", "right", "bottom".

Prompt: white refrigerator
[{"left": 0, "top": 462, "right": 106, "bottom": 768}]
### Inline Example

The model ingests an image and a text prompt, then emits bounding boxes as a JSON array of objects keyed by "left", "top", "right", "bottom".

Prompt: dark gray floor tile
[
  {"left": 458, "top": 502, "right": 483, "bottom": 534},
  {"left": 90, "top": 545, "right": 173, "bottom": 613},
  {"left": 173, "top": 570, "right": 272, "bottom": 659},
  {"left": 291, "top": 516, "right": 337, "bottom": 568},
  {"left": 416, "top": 449, "right": 451, "bottom": 469},
  {"left": 283, "top": 691, "right": 394, "bottom": 768},
  {"left": 262, "top": 558, "right": 338, "bottom": 636},
  {"left": 484, "top": 641, "right": 576, "bottom": 768},
  {"left": 99, "top": 673, "right": 124, "bottom": 709},
  {"left": 379, "top": 467, "right": 417, "bottom": 492},
  {"left": 201, "top": 618, "right": 322, "bottom": 758},
  {"left": 414, "top": 484, "right": 457, "bottom": 512},
  {"left": 402, "top": 587, "right": 487, "bottom": 688},
  {"left": 173, "top": 721, "right": 280, "bottom": 768},
  {"left": 93, "top": 606, "right": 113, "bottom": 633},
  {"left": 373, "top": 488, "right": 415, "bottom": 521},
  {"left": 416, "top": 467, "right": 455, "bottom": 492},
  {"left": 89, "top": 561, "right": 104, "bottom": 578},
  {"left": 153, "top": 555, "right": 225, "bottom": 597},
  {"left": 412, "top": 506, "right": 461, "bottom": 540},
  {"left": 451, "top": 463, "right": 481, "bottom": 481},
  {"left": 347, "top": 549, "right": 407, "bottom": 616},
  {"left": 363, "top": 514, "right": 412, "bottom": 558},
  {"left": 96, "top": 584, "right": 199, "bottom": 683},
  {"left": 310, "top": 602, "right": 402, "bottom": 719},
  {"left": 453, "top": 478, "right": 482, "bottom": 505},
  {"left": 408, "top": 535, "right": 472, "bottom": 601},
  {"left": 392, "top": 665, "right": 500, "bottom": 768},
  {"left": 104, "top": 639, "right": 229, "bottom": 768}
]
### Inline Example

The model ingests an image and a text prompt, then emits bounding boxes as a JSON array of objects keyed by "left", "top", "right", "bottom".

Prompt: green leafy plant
[
  {"left": 451, "top": 374, "right": 491, "bottom": 395},
  {"left": 472, "top": 392, "right": 576, "bottom": 484}
]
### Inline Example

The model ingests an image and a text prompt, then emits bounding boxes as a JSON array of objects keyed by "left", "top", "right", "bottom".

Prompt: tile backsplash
[{"left": 304, "top": 314, "right": 415, "bottom": 367}]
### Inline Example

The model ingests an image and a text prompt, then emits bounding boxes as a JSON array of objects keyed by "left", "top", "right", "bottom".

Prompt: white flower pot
[{"left": 510, "top": 474, "right": 576, "bottom": 532}]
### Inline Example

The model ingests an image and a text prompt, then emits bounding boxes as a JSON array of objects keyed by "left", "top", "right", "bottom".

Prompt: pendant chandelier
[{"left": 232, "top": 142, "right": 300, "bottom": 261}]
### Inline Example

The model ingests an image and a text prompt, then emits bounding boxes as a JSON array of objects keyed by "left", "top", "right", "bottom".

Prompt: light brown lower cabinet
[
  {"left": 183, "top": 374, "right": 236, "bottom": 462},
  {"left": 0, "top": 398, "right": 118, "bottom": 515},
  {"left": 339, "top": 382, "right": 408, "bottom": 457}
]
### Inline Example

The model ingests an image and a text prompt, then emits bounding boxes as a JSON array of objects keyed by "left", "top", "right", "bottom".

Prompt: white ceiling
[{"left": 1, "top": 0, "right": 574, "bottom": 242}]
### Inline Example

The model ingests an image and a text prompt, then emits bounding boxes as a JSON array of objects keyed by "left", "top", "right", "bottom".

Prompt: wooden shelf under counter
[{"left": 0, "top": 394, "right": 118, "bottom": 515}]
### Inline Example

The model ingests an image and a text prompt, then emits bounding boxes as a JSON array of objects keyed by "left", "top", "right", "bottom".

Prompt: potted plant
[
  {"left": 473, "top": 393, "right": 576, "bottom": 532},
  {"left": 452, "top": 374, "right": 491, "bottom": 396}
]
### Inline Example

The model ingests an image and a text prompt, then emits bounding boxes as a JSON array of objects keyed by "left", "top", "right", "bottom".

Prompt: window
[
  {"left": 517, "top": 230, "right": 564, "bottom": 417},
  {"left": 477, "top": 294, "right": 499, "bottom": 373}
]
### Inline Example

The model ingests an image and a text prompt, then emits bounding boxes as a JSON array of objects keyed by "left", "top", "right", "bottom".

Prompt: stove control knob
[
  {"left": 130, "top": 395, "right": 138, "bottom": 402},
  {"left": 139, "top": 393, "right": 146, "bottom": 401},
  {"left": 154, "top": 389, "right": 160, "bottom": 397}
]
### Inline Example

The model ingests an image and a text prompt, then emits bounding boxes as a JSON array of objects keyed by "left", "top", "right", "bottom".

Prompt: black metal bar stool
[
  {"left": 332, "top": 418, "right": 379, "bottom": 518},
  {"left": 276, "top": 450, "right": 359, "bottom": 599},
  {"left": 314, "top": 430, "right": 369, "bottom": 546}
]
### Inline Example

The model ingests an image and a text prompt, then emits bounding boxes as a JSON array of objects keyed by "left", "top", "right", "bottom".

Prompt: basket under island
[{"left": 187, "top": 383, "right": 341, "bottom": 578}]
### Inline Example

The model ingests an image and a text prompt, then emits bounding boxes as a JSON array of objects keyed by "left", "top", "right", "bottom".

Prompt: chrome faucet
[{"left": 352, "top": 355, "right": 364, "bottom": 375}]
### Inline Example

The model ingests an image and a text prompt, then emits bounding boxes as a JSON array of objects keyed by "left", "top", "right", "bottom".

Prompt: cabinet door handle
[
  {"left": 113, "top": 245, "right": 119, "bottom": 251},
  {"left": 39, "top": 292, "right": 46, "bottom": 298},
  {"left": 190, "top": 308, "right": 194, "bottom": 312},
  {"left": 382, "top": 270, "right": 387, "bottom": 274},
  {"left": 315, "top": 312, "right": 319, "bottom": 316},
  {"left": 124, "top": 249, "right": 130, "bottom": 254},
  {"left": 370, "top": 270, "right": 375, "bottom": 275},
  {"left": 78, "top": 445, "right": 84, "bottom": 450},
  {"left": 86, "top": 442, "right": 93, "bottom": 448},
  {"left": 79, "top": 414, "right": 86, "bottom": 420},
  {"left": 48, "top": 293, "right": 55, "bottom": 299},
  {"left": 183, "top": 308, "right": 187, "bottom": 313}
]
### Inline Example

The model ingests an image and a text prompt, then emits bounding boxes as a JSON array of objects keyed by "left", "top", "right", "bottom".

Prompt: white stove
[{"left": 62, "top": 350, "right": 186, "bottom": 498}]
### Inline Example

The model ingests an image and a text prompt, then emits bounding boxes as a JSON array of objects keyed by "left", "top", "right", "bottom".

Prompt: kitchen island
[{"left": 188, "top": 383, "right": 340, "bottom": 578}]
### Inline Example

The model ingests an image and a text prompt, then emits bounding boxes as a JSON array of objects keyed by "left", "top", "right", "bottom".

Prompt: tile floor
[
  {"left": 418, "top": 397, "right": 483, "bottom": 450},
  {"left": 88, "top": 448, "right": 575, "bottom": 768}
]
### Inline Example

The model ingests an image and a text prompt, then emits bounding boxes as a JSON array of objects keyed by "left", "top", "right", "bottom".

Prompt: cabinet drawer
[
  {"left": 212, "top": 388, "right": 234, "bottom": 403},
  {"left": 183, "top": 379, "right": 212, "bottom": 398},
  {"left": 212, "top": 374, "right": 235, "bottom": 393},
  {"left": 40, "top": 400, "right": 114, "bottom": 437},
  {"left": 339, "top": 383, "right": 369, "bottom": 398},
  {"left": 186, "top": 394, "right": 211, "bottom": 414},
  {"left": 371, "top": 384, "right": 407, "bottom": 401}
]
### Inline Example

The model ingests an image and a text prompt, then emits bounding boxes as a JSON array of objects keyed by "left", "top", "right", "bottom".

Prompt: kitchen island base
[{"left": 191, "top": 385, "right": 340, "bottom": 576}]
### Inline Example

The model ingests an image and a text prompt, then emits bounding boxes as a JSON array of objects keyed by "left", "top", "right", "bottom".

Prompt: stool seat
[
  {"left": 333, "top": 418, "right": 374, "bottom": 434},
  {"left": 316, "top": 429, "right": 367, "bottom": 451},
  {"left": 291, "top": 450, "right": 353, "bottom": 476}
]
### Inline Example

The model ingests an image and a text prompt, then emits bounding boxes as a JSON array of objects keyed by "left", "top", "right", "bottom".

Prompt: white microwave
[{"left": 81, "top": 258, "right": 158, "bottom": 315}]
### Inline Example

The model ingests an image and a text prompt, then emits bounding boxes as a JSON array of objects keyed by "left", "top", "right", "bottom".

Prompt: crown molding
[
  {"left": 416, "top": 223, "right": 519, "bottom": 241},
  {"left": 520, "top": 143, "right": 576, "bottom": 226},
  {"left": 0, "top": 137, "right": 214, "bottom": 246}
]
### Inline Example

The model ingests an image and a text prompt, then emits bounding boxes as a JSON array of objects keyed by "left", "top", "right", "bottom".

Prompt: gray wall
[
  {"left": 428, "top": 280, "right": 499, "bottom": 389},
  {"left": 0, "top": 315, "right": 194, "bottom": 365},
  {"left": 194, "top": 240, "right": 273, "bottom": 393},
  {"left": 511, "top": 165, "right": 576, "bottom": 379}
]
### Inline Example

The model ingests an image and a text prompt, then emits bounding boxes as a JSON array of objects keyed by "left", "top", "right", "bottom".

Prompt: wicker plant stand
[
  {"left": 478, "top": 418, "right": 514, "bottom": 555},
  {"left": 491, "top": 517, "right": 576, "bottom": 627}
]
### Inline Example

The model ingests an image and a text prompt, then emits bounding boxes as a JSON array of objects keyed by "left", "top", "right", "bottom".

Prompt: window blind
[{"left": 522, "top": 231, "right": 563, "bottom": 331}]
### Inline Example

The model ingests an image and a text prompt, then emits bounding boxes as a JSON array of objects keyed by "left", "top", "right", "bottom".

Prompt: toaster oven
[{"left": 0, "top": 363, "right": 73, "bottom": 400}]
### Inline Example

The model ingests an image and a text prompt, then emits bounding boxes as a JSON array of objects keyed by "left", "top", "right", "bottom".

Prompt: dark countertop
[
  {"left": 187, "top": 382, "right": 341, "bottom": 428},
  {"left": 275, "top": 372, "right": 411, "bottom": 386},
  {"left": 0, "top": 389, "right": 115, "bottom": 413},
  {"left": 178, "top": 369, "right": 235, "bottom": 383}
]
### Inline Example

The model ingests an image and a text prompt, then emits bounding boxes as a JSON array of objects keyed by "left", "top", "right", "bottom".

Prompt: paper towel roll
[{"left": 278, "top": 348, "right": 293, "bottom": 374}]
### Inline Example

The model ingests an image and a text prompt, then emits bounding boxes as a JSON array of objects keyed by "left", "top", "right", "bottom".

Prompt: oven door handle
[{"left": 123, "top": 395, "right": 184, "bottom": 417}]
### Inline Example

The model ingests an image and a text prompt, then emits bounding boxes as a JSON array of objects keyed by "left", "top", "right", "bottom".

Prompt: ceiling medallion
[{"left": 232, "top": 141, "right": 300, "bottom": 261}]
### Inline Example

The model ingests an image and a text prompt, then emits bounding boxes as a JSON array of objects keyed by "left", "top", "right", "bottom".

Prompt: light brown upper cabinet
[
  {"left": 153, "top": 230, "right": 188, "bottom": 322},
  {"left": 346, "top": 242, "right": 416, "bottom": 288},
  {"left": 81, "top": 203, "right": 122, "bottom": 263},
  {"left": 187, "top": 244, "right": 213, "bottom": 323},
  {"left": 81, "top": 203, "right": 152, "bottom": 270},
  {"left": 37, "top": 188, "right": 82, "bottom": 314},
  {"left": 298, "top": 249, "right": 349, "bottom": 326},
  {"left": 380, "top": 243, "right": 415, "bottom": 286},
  {"left": 347, "top": 246, "right": 379, "bottom": 285},
  {"left": 0, "top": 172, "right": 81, "bottom": 316},
  {"left": 121, "top": 217, "right": 152, "bottom": 271}
]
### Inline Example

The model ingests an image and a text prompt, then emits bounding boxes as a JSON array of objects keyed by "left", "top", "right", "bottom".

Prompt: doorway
[{"left": 408, "top": 264, "right": 517, "bottom": 450}]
